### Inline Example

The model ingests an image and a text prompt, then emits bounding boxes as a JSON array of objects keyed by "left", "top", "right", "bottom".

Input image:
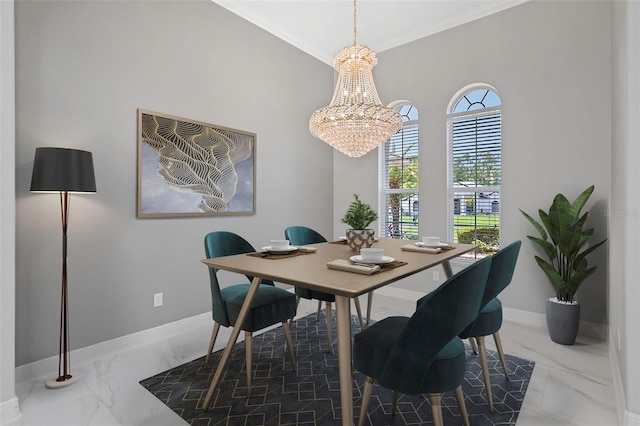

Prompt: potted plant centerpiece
[
  {"left": 520, "top": 185, "right": 606, "bottom": 345},
  {"left": 342, "top": 194, "right": 378, "bottom": 251}
]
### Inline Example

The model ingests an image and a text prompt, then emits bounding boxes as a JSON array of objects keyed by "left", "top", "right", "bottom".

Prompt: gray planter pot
[
  {"left": 345, "top": 229, "right": 375, "bottom": 252},
  {"left": 545, "top": 298, "right": 580, "bottom": 345}
]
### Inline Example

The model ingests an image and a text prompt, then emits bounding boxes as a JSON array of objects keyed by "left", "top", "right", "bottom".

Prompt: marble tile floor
[{"left": 7, "top": 293, "right": 618, "bottom": 426}]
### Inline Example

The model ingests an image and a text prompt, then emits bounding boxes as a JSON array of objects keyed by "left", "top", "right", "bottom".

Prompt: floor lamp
[{"left": 30, "top": 147, "right": 96, "bottom": 389}]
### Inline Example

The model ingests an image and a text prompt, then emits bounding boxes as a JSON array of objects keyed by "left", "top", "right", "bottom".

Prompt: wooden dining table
[{"left": 200, "top": 237, "right": 477, "bottom": 425}]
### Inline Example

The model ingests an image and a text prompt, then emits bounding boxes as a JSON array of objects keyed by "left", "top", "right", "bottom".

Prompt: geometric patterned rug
[{"left": 140, "top": 312, "right": 535, "bottom": 425}]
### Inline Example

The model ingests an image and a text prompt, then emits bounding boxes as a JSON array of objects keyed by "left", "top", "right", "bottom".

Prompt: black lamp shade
[{"left": 30, "top": 147, "right": 96, "bottom": 193}]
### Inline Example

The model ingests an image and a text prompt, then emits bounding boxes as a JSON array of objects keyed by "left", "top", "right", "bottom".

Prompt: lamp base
[{"left": 46, "top": 372, "right": 81, "bottom": 389}]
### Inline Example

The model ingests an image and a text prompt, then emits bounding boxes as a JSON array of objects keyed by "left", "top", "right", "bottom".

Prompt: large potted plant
[
  {"left": 342, "top": 194, "right": 378, "bottom": 251},
  {"left": 520, "top": 185, "right": 606, "bottom": 344}
]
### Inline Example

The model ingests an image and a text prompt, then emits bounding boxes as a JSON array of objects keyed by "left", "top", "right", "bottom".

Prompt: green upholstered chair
[
  {"left": 203, "top": 231, "right": 297, "bottom": 397},
  {"left": 417, "top": 240, "right": 521, "bottom": 412},
  {"left": 459, "top": 240, "right": 521, "bottom": 412},
  {"left": 353, "top": 255, "right": 492, "bottom": 426},
  {"left": 284, "top": 225, "right": 367, "bottom": 354}
]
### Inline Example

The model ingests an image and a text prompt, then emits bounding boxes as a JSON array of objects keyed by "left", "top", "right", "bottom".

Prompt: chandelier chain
[{"left": 353, "top": 0, "right": 357, "bottom": 46}]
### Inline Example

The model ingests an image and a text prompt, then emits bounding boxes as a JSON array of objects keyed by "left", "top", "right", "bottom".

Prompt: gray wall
[
  {"left": 1, "top": 0, "right": 17, "bottom": 414},
  {"left": 611, "top": 0, "right": 640, "bottom": 417},
  {"left": 334, "top": 0, "right": 612, "bottom": 326},
  {"left": 14, "top": 0, "right": 334, "bottom": 366}
]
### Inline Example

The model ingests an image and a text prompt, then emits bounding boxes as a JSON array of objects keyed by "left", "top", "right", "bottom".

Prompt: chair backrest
[
  {"left": 378, "top": 255, "right": 492, "bottom": 394},
  {"left": 204, "top": 231, "right": 273, "bottom": 327},
  {"left": 480, "top": 240, "right": 521, "bottom": 307},
  {"left": 284, "top": 226, "right": 327, "bottom": 246}
]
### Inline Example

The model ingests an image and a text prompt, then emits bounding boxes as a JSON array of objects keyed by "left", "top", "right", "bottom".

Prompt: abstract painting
[{"left": 137, "top": 109, "right": 255, "bottom": 218}]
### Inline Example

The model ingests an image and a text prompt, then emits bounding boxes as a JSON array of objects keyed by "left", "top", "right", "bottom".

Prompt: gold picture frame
[{"left": 137, "top": 109, "right": 256, "bottom": 218}]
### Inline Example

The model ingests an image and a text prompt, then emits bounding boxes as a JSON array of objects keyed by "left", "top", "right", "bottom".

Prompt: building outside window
[
  {"left": 379, "top": 103, "right": 419, "bottom": 240},
  {"left": 447, "top": 86, "right": 501, "bottom": 259}
]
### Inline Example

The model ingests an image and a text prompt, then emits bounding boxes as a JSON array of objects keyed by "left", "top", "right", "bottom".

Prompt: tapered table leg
[
  {"left": 335, "top": 295, "right": 354, "bottom": 426},
  {"left": 442, "top": 260, "right": 454, "bottom": 278},
  {"left": 202, "top": 276, "right": 262, "bottom": 410}
]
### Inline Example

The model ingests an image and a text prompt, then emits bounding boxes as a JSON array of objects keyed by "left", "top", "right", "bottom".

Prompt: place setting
[
  {"left": 401, "top": 235, "right": 455, "bottom": 254},
  {"left": 327, "top": 247, "right": 407, "bottom": 274},
  {"left": 248, "top": 239, "right": 317, "bottom": 259}
]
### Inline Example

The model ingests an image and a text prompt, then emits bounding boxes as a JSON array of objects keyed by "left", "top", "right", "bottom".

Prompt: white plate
[
  {"left": 415, "top": 242, "right": 449, "bottom": 248},
  {"left": 349, "top": 255, "right": 395, "bottom": 265},
  {"left": 262, "top": 245, "right": 298, "bottom": 254}
]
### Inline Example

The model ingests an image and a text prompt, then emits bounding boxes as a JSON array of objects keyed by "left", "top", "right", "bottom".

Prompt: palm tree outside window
[{"left": 378, "top": 102, "right": 419, "bottom": 240}]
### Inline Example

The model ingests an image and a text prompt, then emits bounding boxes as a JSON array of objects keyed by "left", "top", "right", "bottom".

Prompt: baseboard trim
[
  {"left": 502, "top": 306, "right": 607, "bottom": 339},
  {"left": 608, "top": 335, "right": 640, "bottom": 426},
  {"left": 375, "top": 286, "right": 608, "bottom": 339},
  {"left": 14, "top": 289, "right": 609, "bottom": 385},
  {"left": 0, "top": 396, "right": 22, "bottom": 424},
  {"left": 15, "top": 312, "right": 211, "bottom": 385},
  {"left": 610, "top": 328, "right": 627, "bottom": 425}
]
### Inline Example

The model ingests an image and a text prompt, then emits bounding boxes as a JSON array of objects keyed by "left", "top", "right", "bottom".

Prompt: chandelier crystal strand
[{"left": 309, "top": 0, "right": 402, "bottom": 158}]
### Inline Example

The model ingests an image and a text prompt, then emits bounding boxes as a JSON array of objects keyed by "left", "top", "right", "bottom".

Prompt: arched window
[
  {"left": 447, "top": 86, "right": 501, "bottom": 259},
  {"left": 379, "top": 102, "right": 419, "bottom": 240}
]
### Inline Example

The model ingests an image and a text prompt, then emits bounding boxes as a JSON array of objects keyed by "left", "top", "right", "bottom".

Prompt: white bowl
[
  {"left": 270, "top": 239, "right": 290, "bottom": 250},
  {"left": 422, "top": 236, "right": 440, "bottom": 247},
  {"left": 360, "top": 248, "right": 384, "bottom": 262}
]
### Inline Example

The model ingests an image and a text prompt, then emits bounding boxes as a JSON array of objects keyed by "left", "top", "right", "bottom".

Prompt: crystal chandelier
[{"left": 309, "top": 0, "right": 402, "bottom": 158}]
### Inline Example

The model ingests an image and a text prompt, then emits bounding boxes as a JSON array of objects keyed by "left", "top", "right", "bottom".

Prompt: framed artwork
[{"left": 137, "top": 109, "right": 256, "bottom": 218}]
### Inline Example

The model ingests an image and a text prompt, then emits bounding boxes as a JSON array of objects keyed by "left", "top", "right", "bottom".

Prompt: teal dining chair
[
  {"left": 417, "top": 240, "right": 521, "bottom": 412},
  {"left": 203, "top": 231, "right": 297, "bottom": 397},
  {"left": 353, "top": 255, "right": 492, "bottom": 426},
  {"left": 284, "top": 225, "right": 366, "bottom": 353},
  {"left": 458, "top": 240, "right": 521, "bottom": 412}
]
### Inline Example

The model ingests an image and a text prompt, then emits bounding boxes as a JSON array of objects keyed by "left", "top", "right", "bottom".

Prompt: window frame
[{"left": 446, "top": 86, "right": 502, "bottom": 262}]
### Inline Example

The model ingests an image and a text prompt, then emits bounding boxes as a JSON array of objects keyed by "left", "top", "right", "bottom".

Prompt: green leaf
[{"left": 521, "top": 186, "right": 606, "bottom": 301}]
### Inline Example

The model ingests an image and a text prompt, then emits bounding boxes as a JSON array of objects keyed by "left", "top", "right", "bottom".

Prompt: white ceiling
[{"left": 213, "top": 0, "right": 528, "bottom": 65}]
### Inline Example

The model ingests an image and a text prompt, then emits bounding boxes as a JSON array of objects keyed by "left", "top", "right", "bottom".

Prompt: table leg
[
  {"left": 202, "top": 276, "right": 262, "bottom": 410},
  {"left": 335, "top": 295, "right": 354, "bottom": 426},
  {"left": 366, "top": 291, "right": 373, "bottom": 324},
  {"left": 442, "top": 260, "right": 454, "bottom": 278}
]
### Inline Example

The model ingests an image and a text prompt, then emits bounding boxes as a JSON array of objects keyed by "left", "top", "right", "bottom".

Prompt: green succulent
[
  {"left": 520, "top": 185, "right": 606, "bottom": 303},
  {"left": 342, "top": 194, "right": 378, "bottom": 230}
]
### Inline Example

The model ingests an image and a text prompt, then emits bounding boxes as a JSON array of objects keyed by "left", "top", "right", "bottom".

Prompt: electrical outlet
[
  {"left": 433, "top": 271, "right": 440, "bottom": 281},
  {"left": 154, "top": 292, "right": 163, "bottom": 308}
]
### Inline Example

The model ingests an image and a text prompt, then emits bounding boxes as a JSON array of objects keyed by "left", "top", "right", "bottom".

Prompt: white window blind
[
  {"left": 447, "top": 88, "right": 501, "bottom": 260},
  {"left": 379, "top": 104, "right": 419, "bottom": 240}
]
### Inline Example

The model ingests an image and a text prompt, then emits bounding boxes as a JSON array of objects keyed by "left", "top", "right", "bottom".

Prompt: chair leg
[
  {"left": 282, "top": 321, "right": 297, "bottom": 374},
  {"left": 326, "top": 301, "right": 334, "bottom": 354},
  {"left": 469, "top": 337, "right": 478, "bottom": 354},
  {"left": 476, "top": 336, "right": 494, "bottom": 412},
  {"left": 358, "top": 376, "right": 374, "bottom": 426},
  {"left": 493, "top": 331, "right": 510, "bottom": 380},
  {"left": 454, "top": 385, "right": 470, "bottom": 426},
  {"left": 391, "top": 390, "right": 398, "bottom": 416},
  {"left": 427, "top": 393, "right": 444, "bottom": 426},
  {"left": 353, "top": 297, "right": 365, "bottom": 331},
  {"left": 316, "top": 299, "right": 323, "bottom": 321},
  {"left": 204, "top": 322, "right": 220, "bottom": 368},
  {"left": 288, "top": 296, "right": 302, "bottom": 328},
  {"left": 366, "top": 291, "right": 374, "bottom": 324},
  {"left": 245, "top": 331, "right": 252, "bottom": 398}
]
